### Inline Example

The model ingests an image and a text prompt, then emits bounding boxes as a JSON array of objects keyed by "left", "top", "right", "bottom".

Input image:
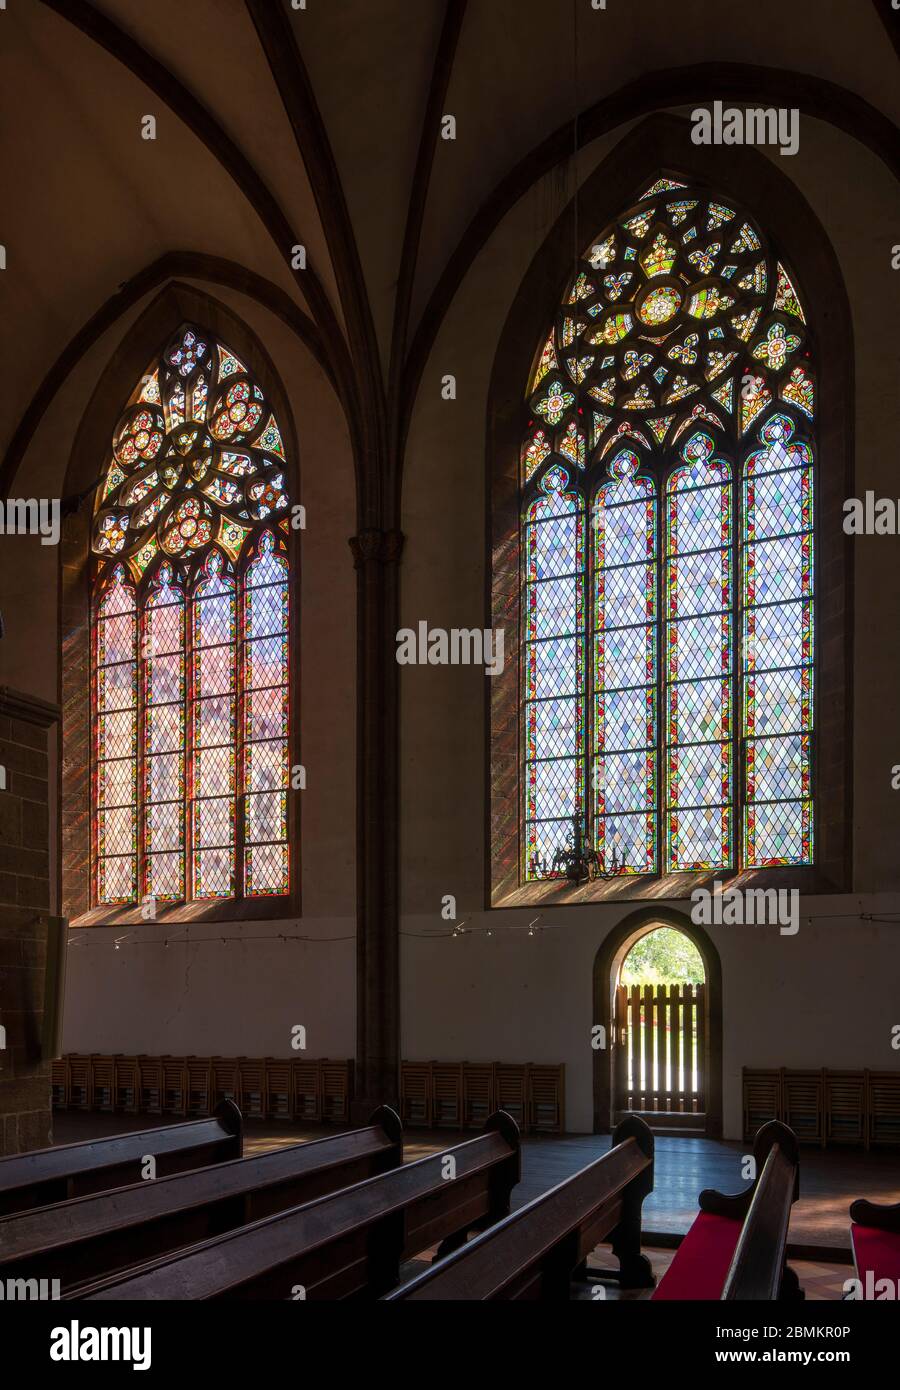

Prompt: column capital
[{"left": 348, "top": 528, "right": 405, "bottom": 568}]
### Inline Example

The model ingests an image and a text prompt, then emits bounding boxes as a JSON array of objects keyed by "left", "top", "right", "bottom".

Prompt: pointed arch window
[
  {"left": 521, "top": 180, "right": 815, "bottom": 881},
  {"left": 90, "top": 325, "right": 294, "bottom": 907}
]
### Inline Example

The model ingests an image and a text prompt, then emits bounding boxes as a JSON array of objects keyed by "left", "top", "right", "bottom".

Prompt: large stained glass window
[
  {"left": 521, "top": 180, "right": 815, "bottom": 881},
  {"left": 90, "top": 325, "right": 295, "bottom": 906}
]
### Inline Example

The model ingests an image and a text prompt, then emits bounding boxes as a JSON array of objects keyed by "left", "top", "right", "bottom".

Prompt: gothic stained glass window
[
  {"left": 521, "top": 180, "right": 815, "bottom": 882},
  {"left": 90, "top": 325, "right": 295, "bottom": 906}
]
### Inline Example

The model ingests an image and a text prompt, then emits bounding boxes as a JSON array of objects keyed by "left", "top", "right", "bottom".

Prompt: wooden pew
[
  {"left": 653, "top": 1120, "right": 803, "bottom": 1301},
  {"left": 848, "top": 1197, "right": 900, "bottom": 1298},
  {"left": 70, "top": 1110, "right": 521, "bottom": 1300},
  {"left": 383, "top": 1115, "right": 655, "bottom": 1300},
  {"left": 0, "top": 1101, "right": 242, "bottom": 1218},
  {"left": 0, "top": 1106, "right": 402, "bottom": 1292}
]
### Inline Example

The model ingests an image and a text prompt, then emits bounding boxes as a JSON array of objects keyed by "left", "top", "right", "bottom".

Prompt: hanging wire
[
  {"left": 68, "top": 931, "right": 358, "bottom": 949},
  {"left": 65, "top": 916, "right": 550, "bottom": 948},
  {"left": 572, "top": 0, "right": 580, "bottom": 290},
  {"left": 65, "top": 903, "right": 900, "bottom": 949},
  {"left": 64, "top": 909, "right": 900, "bottom": 948}
]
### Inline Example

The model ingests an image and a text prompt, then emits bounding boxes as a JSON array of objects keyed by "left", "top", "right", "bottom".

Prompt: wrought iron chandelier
[{"left": 535, "top": 816, "right": 621, "bottom": 885}]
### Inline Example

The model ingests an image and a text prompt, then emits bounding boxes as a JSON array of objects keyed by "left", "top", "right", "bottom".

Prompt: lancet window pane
[
  {"left": 523, "top": 464, "right": 585, "bottom": 880},
  {"left": 665, "top": 432, "right": 733, "bottom": 871},
  {"left": 592, "top": 449, "right": 658, "bottom": 872},
  {"left": 94, "top": 567, "right": 138, "bottom": 904},
  {"left": 191, "top": 552, "right": 237, "bottom": 898},
  {"left": 141, "top": 564, "right": 185, "bottom": 902},
  {"left": 242, "top": 532, "right": 291, "bottom": 897},
  {"left": 741, "top": 414, "right": 814, "bottom": 865}
]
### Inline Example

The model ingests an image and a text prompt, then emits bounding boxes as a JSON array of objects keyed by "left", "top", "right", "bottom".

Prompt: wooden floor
[{"left": 52, "top": 1111, "right": 900, "bottom": 1254}]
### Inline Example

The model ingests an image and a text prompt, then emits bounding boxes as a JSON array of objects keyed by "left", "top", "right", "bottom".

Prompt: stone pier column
[{"left": 0, "top": 687, "right": 62, "bottom": 1155}]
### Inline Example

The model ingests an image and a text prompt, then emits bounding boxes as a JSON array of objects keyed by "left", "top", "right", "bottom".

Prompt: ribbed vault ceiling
[{"left": 1, "top": 0, "right": 897, "bottom": 486}]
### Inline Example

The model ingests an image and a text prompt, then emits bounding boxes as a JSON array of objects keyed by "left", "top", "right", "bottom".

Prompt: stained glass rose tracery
[
  {"left": 521, "top": 178, "right": 815, "bottom": 883},
  {"left": 91, "top": 325, "right": 294, "bottom": 908},
  {"left": 95, "top": 329, "right": 289, "bottom": 581}
]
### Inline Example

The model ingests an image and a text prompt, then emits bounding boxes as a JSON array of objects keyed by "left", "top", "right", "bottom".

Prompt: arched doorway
[{"left": 593, "top": 910, "right": 722, "bottom": 1138}]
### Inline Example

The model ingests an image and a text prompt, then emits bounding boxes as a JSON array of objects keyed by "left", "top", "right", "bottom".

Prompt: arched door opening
[
  {"left": 593, "top": 910, "right": 722, "bottom": 1138},
  {"left": 615, "top": 927, "right": 705, "bottom": 1131}
]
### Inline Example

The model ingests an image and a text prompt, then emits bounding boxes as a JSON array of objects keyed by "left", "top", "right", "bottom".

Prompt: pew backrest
[
  {"left": 849, "top": 1197, "right": 900, "bottom": 1294},
  {"left": 699, "top": 1119, "right": 799, "bottom": 1223},
  {"left": 849, "top": 1198, "right": 900, "bottom": 1233},
  {"left": 73, "top": 1109, "right": 521, "bottom": 1300},
  {"left": 721, "top": 1126, "right": 798, "bottom": 1300},
  {"left": 653, "top": 1120, "right": 801, "bottom": 1302},
  {"left": 0, "top": 1106, "right": 402, "bottom": 1290},
  {"left": 383, "top": 1114, "right": 654, "bottom": 1300},
  {"left": 0, "top": 1101, "right": 243, "bottom": 1217}
]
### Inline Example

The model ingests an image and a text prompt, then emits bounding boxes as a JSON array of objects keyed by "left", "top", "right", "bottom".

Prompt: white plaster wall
[
  {"left": 401, "top": 898, "right": 900, "bottom": 1137},
  {"left": 62, "top": 920, "right": 355, "bottom": 1061}
]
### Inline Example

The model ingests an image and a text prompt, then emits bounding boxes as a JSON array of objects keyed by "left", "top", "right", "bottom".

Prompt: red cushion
[
  {"left": 851, "top": 1224, "right": 900, "bottom": 1286},
  {"left": 652, "top": 1211, "right": 742, "bottom": 1300}
]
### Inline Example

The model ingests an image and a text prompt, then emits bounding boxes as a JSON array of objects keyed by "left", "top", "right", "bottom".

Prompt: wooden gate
[{"left": 613, "top": 981, "right": 705, "bottom": 1124}]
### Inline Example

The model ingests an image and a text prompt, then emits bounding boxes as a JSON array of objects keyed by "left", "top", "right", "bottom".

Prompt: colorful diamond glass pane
[
  {"left": 665, "top": 441, "right": 733, "bottom": 870},
  {"left": 741, "top": 417, "right": 814, "bottom": 864},
  {"left": 523, "top": 473, "right": 586, "bottom": 880},
  {"left": 94, "top": 570, "right": 138, "bottom": 903}
]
